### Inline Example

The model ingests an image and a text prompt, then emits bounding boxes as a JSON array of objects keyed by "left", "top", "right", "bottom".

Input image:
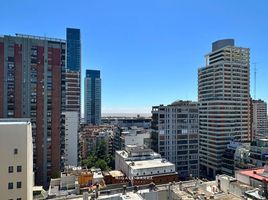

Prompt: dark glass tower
[
  {"left": 84, "top": 70, "right": 101, "bottom": 125},
  {"left": 66, "top": 28, "right": 81, "bottom": 72}
]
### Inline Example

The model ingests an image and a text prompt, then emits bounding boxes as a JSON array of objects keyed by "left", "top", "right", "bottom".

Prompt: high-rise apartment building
[
  {"left": 0, "top": 119, "right": 33, "bottom": 200},
  {"left": 0, "top": 34, "right": 66, "bottom": 187},
  {"left": 64, "top": 28, "right": 81, "bottom": 167},
  {"left": 151, "top": 100, "right": 199, "bottom": 179},
  {"left": 198, "top": 39, "right": 251, "bottom": 178},
  {"left": 84, "top": 69, "right": 101, "bottom": 125},
  {"left": 252, "top": 99, "right": 268, "bottom": 139},
  {"left": 66, "top": 28, "right": 81, "bottom": 111}
]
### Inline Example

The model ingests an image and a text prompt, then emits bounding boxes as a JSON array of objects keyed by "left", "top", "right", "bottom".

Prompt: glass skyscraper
[
  {"left": 84, "top": 70, "right": 101, "bottom": 125},
  {"left": 66, "top": 28, "right": 81, "bottom": 72}
]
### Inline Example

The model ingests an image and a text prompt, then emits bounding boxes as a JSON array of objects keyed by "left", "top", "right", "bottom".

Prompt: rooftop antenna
[{"left": 253, "top": 63, "right": 257, "bottom": 99}]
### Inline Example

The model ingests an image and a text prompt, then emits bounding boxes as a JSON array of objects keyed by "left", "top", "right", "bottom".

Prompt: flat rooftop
[
  {"left": 238, "top": 167, "right": 268, "bottom": 182},
  {"left": 0, "top": 118, "right": 31, "bottom": 125},
  {"left": 126, "top": 159, "right": 174, "bottom": 170},
  {"left": 109, "top": 170, "right": 125, "bottom": 177}
]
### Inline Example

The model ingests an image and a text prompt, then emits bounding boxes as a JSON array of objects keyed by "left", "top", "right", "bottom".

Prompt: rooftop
[
  {"left": 0, "top": 118, "right": 31, "bottom": 125},
  {"left": 126, "top": 159, "right": 174, "bottom": 170},
  {"left": 238, "top": 167, "right": 268, "bottom": 182},
  {"left": 109, "top": 170, "right": 125, "bottom": 177}
]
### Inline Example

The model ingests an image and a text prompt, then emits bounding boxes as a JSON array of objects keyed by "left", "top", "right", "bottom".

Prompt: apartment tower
[
  {"left": 64, "top": 28, "right": 81, "bottom": 166},
  {"left": 151, "top": 101, "right": 199, "bottom": 179},
  {"left": 0, "top": 34, "right": 66, "bottom": 187},
  {"left": 198, "top": 39, "right": 251, "bottom": 178},
  {"left": 84, "top": 69, "right": 101, "bottom": 125},
  {"left": 0, "top": 119, "right": 33, "bottom": 200},
  {"left": 252, "top": 99, "right": 268, "bottom": 139}
]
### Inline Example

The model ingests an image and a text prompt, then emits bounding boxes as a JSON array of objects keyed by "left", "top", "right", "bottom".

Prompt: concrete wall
[
  {"left": 0, "top": 120, "right": 33, "bottom": 200},
  {"left": 64, "top": 111, "right": 79, "bottom": 166}
]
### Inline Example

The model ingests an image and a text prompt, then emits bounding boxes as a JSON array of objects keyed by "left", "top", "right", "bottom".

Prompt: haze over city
[{"left": 1, "top": 0, "right": 268, "bottom": 115}]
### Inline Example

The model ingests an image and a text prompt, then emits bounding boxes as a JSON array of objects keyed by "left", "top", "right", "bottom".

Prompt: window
[
  {"left": 14, "top": 148, "right": 18, "bottom": 155},
  {"left": 8, "top": 182, "right": 13, "bottom": 189},
  {"left": 17, "top": 182, "right": 22, "bottom": 189},
  {"left": 17, "top": 166, "right": 22, "bottom": 172},
  {"left": 8, "top": 166, "right": 14, "bottom": 173}
]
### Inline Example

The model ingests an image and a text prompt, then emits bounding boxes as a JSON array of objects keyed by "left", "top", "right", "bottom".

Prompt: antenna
[{"left": 253, "top": 63, "right": 257, "bottom": 99}]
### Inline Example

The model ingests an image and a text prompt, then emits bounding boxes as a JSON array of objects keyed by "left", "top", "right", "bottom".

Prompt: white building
[
  {"left": 64, "top": 111, "right": 79, "bottom": 166},
  {"left": 0, "top": 119, "right": 33, "bottom": 200},
  {"left": 198, "top": 39, "right": 251, "bottom": 177},
  {"left": 252, "top": 99, "right": 268, "bottom": 139},
  {"left": 115, "top": 145, "right": 177, "bottom": 185},
  {"left": 121, "top": 128, "right": 151, "bottom": 148}
]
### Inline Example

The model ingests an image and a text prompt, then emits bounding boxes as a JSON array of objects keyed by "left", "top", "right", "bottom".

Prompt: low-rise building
[
  {"left": 103, "top": 170, "right": 129, "bottom": 185},
  {"left": 221, "top": 141, "right": 253, "bottom": 176},
  {"left": 115, "top": 145, "right": 178, "bottom": 185},
  {"left": 249, "top": 138, "right": 268, "bottom": 167},
  {"left": 113, "top": 127, "right": 151, "bottom": 151},
  {"left": 48, "top": 176, "right": 264, "bottom": 200},
  {"left": 236, "top": 165, "right": 268, "bottom": 199}
]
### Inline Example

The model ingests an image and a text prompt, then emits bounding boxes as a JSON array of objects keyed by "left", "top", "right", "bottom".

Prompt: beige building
[
  {"left": 151, "top": 100, "right": 199, "bottom": 179},
  {"left": 252, "top": 99, "right": 268, "bottom": 139},
  {"left": 198, "top": 39, "right": 251, "bottom": 178},
  {"left": 0, "top": 119, "right": 33, "bottom": 200}
]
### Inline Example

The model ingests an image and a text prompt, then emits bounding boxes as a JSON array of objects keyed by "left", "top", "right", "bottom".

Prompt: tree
[
  {"left": 95, "top": 159, "right": 108, "bottom": 171},
  {"left": 96, "top": 140, "right": 107, "bottom": 159}
]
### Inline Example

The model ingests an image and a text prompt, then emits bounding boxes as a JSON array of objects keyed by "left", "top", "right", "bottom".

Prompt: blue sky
[{"left": 1, "top": 0, "right": 268, "bottom": 114}]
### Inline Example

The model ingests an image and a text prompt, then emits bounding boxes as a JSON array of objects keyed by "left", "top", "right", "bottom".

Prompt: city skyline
[{"left": 1, "top": 1, "right": 268, "bottom": 114}]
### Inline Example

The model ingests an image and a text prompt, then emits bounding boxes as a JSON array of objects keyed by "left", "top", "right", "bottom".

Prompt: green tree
[
  {"left": 96, "top": 140, "right": 107, "bottom": 159},
  {"left": 95, "top": 159, "right": 108, "bottom": 171}
]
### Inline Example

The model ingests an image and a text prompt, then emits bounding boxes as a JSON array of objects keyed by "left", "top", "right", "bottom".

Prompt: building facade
[
  {"left": 249, "top": 138, "right": 268, "bottom": 167},
  {"left": 115, "top": 145, "right": 178, "bottom": 185},
  {"left": 0, "top": 119, "right": 33, "bottom": 200},
  {"left": 79, "top": 125, "right": 116, "bottom": 159},
  {"left": 64, "top": 28, "right": 82, "bottom": 167},
  {"left": 0, "top": 34, "right": 66, "bottom": 187},
  {"left": 63, "top": 111, "right": 79, "bottom": 166},
  {"left": 84, "top": 69, "right": 101, "bottom": 125},
  {"left": 151, "top": 100, "right": 199, "bottom": 179},
  {"left": 252, "top": 99, "right": 268, "bottom": 139},
  {"left": 198, "top": 39, "right": 251, "bottom": 178}
]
